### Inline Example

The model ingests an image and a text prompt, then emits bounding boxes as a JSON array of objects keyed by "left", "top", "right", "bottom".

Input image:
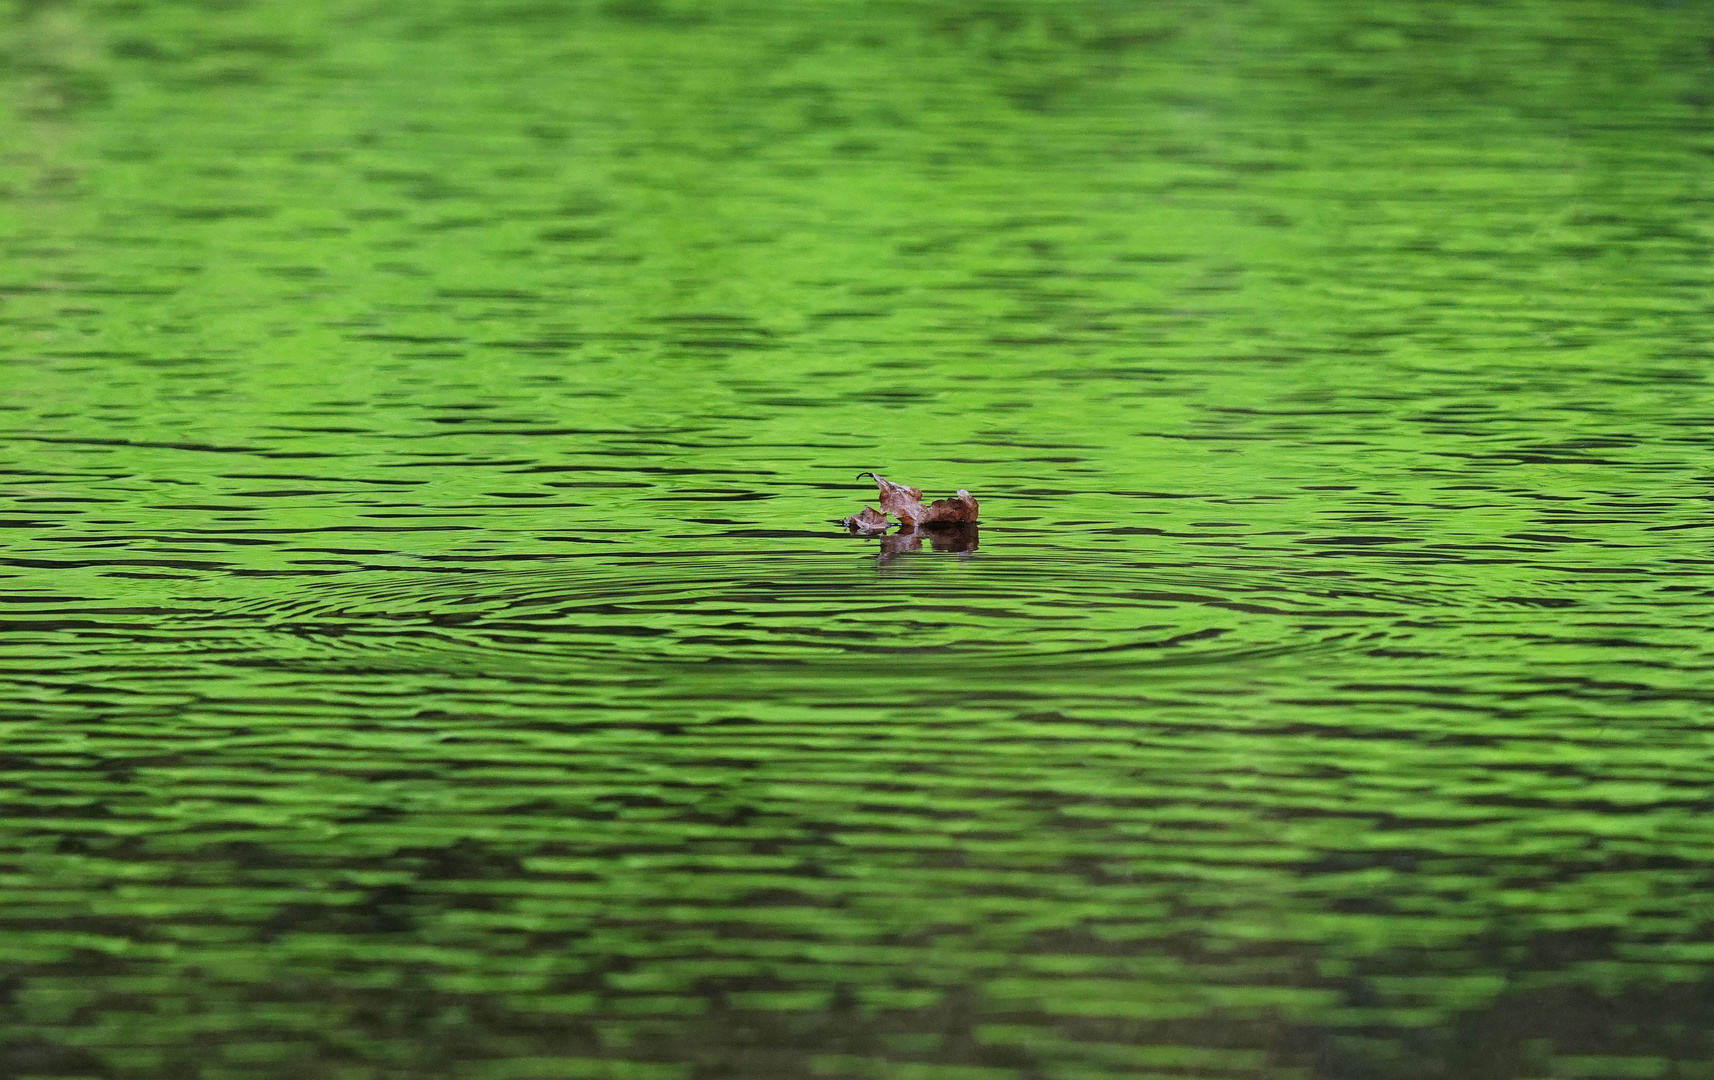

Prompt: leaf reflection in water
[{"left": 877, "top": 522, "right": 979, "bottom": 564}]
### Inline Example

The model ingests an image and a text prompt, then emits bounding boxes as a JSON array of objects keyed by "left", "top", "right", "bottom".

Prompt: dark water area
[{"left": 6, "top": 1, "right": 1714, "bottom": 1077}]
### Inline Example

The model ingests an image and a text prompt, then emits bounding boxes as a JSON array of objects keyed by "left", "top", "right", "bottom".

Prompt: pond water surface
[{"left": 6, "top": 2, "right": 1714, "bottom": 1078}]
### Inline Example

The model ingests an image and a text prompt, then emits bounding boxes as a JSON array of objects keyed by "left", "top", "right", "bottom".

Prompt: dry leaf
[
  {"left": 856, "top": 472, "right": 980, "bottom": 527},
  {"left": 842, "top": 506, "right": 890, "bottom": 534},
  {"left": 923, "top": 490, "right": 979, "bottom": 524}
]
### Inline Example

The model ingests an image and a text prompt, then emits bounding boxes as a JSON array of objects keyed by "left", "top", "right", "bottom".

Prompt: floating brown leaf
[
  {"left": 841, "top": 506, "right": 890, "bottom": 534},
  {"left": 923, "top": 490, "right": 979, "bottom": 524},
  {"left": 856, "top": 472, "right": 979, "bottom": 527}
]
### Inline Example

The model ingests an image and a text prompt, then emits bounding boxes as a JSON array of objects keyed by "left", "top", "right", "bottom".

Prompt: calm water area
[{"left": 6, "top": 2, "right": 1714, "bottom": 1077}]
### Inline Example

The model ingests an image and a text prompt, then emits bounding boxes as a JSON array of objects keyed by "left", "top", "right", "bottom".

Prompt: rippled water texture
[{"left": 6, "top": 2, "right": 1714, "bottom": 1077}]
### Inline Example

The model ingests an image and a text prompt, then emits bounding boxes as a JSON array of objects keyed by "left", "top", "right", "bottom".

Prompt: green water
[{"left": 6, "top": 1, "right": 1714, "bottom": 1077}]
